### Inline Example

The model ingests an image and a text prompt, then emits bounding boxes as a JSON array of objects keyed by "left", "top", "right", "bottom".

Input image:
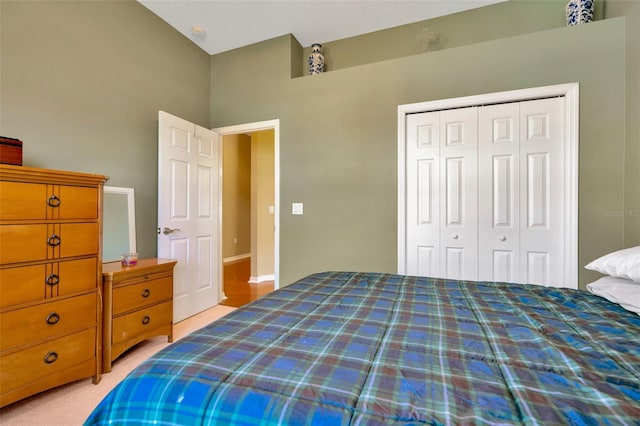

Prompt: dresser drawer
[
  {"left": 0, "top": 223, "right": 99, "bottom": 264},
  {"left": 0, "top": 258, "right": 97, "bottom": 308},
  {"left": 0, "top": 181, "right": 47, "bottom": 220},
  {"left": 57, "top": 186, "right": 99, "bottom": 219},
  {"left": 0, "top": 327, "right": 95, "bottom": 396},
  {"left": 0, "top": 181, "right": 98, "bottom": 221},
  {"left": 112, "top": 276, "right": 173, "bottom": 315},
  {"left": 0, "top": 293, "right": 96, "bottom": 351},
  {"left": 112, "top": 301, "right": 172, "bottom": 346},
  {"left": 0, "top": 224, "right": 47, "bottom": 263}
]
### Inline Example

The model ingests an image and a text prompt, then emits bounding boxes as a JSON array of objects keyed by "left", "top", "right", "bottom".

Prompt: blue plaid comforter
[{"left": 86, "top": 272, "right": 640, "bottom": 425}]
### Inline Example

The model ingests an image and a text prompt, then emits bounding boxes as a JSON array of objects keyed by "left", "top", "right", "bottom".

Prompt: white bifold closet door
[
  {"left": 406, "top": 97, "right": 565, "bottom": 286},
  {"left": 405, "top": 107, "right": 479, "bottom": 281}
]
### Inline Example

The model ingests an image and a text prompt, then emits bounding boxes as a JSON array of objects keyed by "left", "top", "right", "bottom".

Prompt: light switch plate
[{"left": 292, "top": 203, "right": 303, "bottom": 215}]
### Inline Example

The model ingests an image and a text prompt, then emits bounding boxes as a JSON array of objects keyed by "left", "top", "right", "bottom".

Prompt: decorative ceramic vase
[
  {"left": 566, "top": 0, "right": 594, "bottom": 25},
  {"left": 308, "top": 43, "right": 324, "bottom": 75}
]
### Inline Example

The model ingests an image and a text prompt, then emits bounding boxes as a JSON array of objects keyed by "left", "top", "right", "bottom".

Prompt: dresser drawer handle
[
  {"left": 142, "top": 289, "right": 151, "bottom": 298},
  {"left": 46, "top": 274, "right": 60, "bottom": 286},
  {"left": 47, "top": 195, "right": 61, "bottom": 208},
  {"left": 142, "top": 316, "right": 151, "bottom": 325},
  {"left": 47, "top": 234, "right": 61, "bottom": 247},
  {"left": 44, "top": 351, "right": 58, "bottom": 364},
  {"left": 46, "top": 313, "right": 60, "bottom": 325}
]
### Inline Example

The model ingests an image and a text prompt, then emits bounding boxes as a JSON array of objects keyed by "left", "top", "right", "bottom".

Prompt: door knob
[
  {"left": 452, "top": 234, "right": 459, "bottom": 240},
  {"left": 499, "top": 235, "right": 507, "bottom": 241},
  {"left": 162, "top": 227, "right": 181, "bottom": 235}
]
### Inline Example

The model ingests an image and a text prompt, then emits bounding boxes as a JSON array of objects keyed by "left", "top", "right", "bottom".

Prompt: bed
[{"left": 86, "top": 271, "right": 640, "bottom": 425}]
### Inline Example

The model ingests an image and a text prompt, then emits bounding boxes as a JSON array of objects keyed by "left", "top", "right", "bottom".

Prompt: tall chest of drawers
[{"left": 0, "top": 164, "right": 107, "bottom": 407}]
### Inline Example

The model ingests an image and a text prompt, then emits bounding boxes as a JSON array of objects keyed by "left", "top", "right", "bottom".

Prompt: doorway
[{"left": 215, "top": 120, "right": 280, "bottom": 306}]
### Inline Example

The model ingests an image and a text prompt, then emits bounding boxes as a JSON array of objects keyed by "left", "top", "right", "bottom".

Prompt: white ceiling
[{"left": 138, "top": 0, "right": 508, "bottom": 55}]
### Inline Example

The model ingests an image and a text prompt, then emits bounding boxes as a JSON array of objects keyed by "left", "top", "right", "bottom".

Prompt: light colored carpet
[{"left": 0, "top": 304, "right": 236, "bottom": 426}]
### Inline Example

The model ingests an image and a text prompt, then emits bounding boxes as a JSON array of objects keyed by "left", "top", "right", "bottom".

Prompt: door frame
[
  {"left": 397, "top": 83, "right": 579, "bottom": 286},
  {"left": 214, "top": 119, "right": 280, "bottom": 290}
]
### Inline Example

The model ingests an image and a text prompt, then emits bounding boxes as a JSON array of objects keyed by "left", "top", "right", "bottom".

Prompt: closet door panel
[
  {"left": 526, "top": 153, "right": 550, "bottom": 229},
  {"left": 440, "top": 108, "right": 478, "bottom": 281},
  {"left": 445, "top": 157, "right": 463, "bottom": 225},
  {"left": 519, "top": 98, "right": 565, "bottom": 286},
  {"left": 478, "top": 103, "right": 520, "bottom": 283},
  {"left": 417, "top": 246, "right": 436, "bottom": 277},
  {"left": 492, "top": 250, "right": 515, "bottom": 283},
  {"left": 527, "top": 251, "right": 550, "bottom": 285},
  {"left": 406, "top": 112, "right": 441, "bottom": 277},
  {"left": 446, "top": 247, "right": 464, "bottom": 280}
]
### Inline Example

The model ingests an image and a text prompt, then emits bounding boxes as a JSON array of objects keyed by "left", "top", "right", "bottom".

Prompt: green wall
[
  {"left": 211, "top": 4, "right": 635, "bottom": 289},
  {"left": 607, "top": 0, "right": 640, "bottom": 248},
  {"left": 0, "top": 0, "right": 211, "bottom": 259},
  {"left": 2, "top": 0, "right": 637, "bottom": 290},
  {"left": 300, "top": 0, "right": 590, "bottom": 72}
]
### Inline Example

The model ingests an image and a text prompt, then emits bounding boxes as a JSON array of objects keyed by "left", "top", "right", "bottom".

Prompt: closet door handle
[
  {"left": 499, "top": 235, "right": 507, "bottom": 241},
  {"left": 452, "top": 234, "right": 459, "bottom": 240}
]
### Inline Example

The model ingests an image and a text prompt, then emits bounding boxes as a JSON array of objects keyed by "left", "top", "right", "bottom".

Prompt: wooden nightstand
[{"left": 101, "top": 258, "right": 177, "bottom": 373}]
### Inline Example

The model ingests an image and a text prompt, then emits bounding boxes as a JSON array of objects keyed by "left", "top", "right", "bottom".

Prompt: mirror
[{"left": 103, "top": 186, "right": 136, "bottom": 262}]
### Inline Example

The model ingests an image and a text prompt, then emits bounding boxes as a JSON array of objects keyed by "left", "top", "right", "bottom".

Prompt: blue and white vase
[
  {"left": 566, "top": 0, "right": 594, "bottom": 25},
  {"left": 308, "top": 43, "right": 324, "bottom": 75}
]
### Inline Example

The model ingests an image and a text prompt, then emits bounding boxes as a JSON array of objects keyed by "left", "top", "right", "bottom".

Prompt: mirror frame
[{"left": 103, "top": 186, "right": 136, "bottom": 262}]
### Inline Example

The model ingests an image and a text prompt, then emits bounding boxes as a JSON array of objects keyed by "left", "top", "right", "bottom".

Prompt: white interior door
[{"left": 158, "top": 111, "right": 221, "bottom": 322}]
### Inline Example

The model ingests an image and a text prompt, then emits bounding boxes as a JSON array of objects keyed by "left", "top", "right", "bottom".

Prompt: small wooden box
[{"left": 0, "top": 137, "right": 23, "bottom": 166}]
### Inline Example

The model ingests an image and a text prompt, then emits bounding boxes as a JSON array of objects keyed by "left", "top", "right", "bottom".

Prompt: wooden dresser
[
  {"left": 0, "top": 164, "right": 107, "bottom": 407},
  {"left": 102, "top": 258, "right": 176, "bottom": 372}
]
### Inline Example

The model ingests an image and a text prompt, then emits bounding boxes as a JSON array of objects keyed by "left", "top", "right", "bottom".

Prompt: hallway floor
[{"left": 220, "top": 257, "right": 274, "bottom": 307}]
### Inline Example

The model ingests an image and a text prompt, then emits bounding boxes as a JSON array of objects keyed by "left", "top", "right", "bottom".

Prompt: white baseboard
[
  {"left": 223, "top": 253, "right": 251, "bottom": 264},
  {"left": 248, "top": 274, "right": 275, "bottom": 284}
]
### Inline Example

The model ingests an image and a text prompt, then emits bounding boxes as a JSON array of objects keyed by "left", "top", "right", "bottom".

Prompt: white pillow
[
  {"left": 585, "top": 246, "right": 640, "bottom": 282},
  {"left": 587, "top": 276, "right": 640, "bottom": 315}
]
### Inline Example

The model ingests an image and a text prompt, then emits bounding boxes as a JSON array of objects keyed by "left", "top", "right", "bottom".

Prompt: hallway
[{"left": 220, "top": 257, "right": 274, "bottom": 307}]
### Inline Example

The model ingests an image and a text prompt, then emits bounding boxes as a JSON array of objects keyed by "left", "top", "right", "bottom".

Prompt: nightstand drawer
[
  {"left": 0, "top": 293, "right": 96, "bottom": 351},
  {"left": 112, "top": 276, "right": 173, "bottom": 315},
  {"left": 112, "top": 301, "right": 172, "bottom": 346},
  {"left": 0, "top": 328, "right": 95, "bottom": 396}
]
